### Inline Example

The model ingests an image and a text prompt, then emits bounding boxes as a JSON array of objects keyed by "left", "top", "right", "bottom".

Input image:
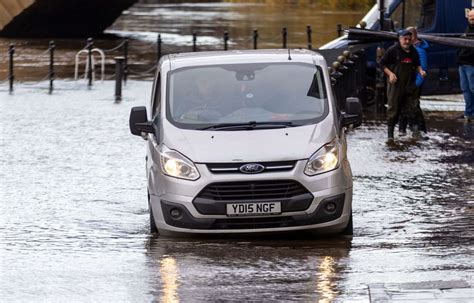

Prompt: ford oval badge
[{"left": 239, "top": 163, "right": 265, "bottom": 174}]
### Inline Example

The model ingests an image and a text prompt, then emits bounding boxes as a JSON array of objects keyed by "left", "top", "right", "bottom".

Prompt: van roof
[{"left": 164, "top": 49, "right": 326, "bottom": 70}]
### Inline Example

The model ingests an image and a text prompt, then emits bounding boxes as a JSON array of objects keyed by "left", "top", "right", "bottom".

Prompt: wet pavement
[{"left": 1, "top": 81, "right": 472, "bottom": 301}]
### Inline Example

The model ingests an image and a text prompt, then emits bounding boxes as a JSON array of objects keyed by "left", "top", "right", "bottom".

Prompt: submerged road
[{"left": 0, "top": 81, "right": 472, "bottom": 301}]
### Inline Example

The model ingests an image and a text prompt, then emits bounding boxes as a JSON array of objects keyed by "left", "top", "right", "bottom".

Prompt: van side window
[
  {"left": 152, "top": 73, "right": 161, "bottom": 117},
  {"left": 391, "top": 0, "right": 436, "bottom": 30}
]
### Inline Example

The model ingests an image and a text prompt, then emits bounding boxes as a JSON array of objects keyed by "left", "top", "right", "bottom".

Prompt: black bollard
[
  {"left": 123, "top": 38, "right": 129, "bottom": 84},
  {"left": 306, "top": 25, "right": 312, "bottom": 50},
  {"left": 253, "top": 29, "right": 258, "bottom": 50},
  {"left": 157, "top": 34, "right": 162, "bottom": 63},
  {"left": 337, "top": 24, "right": 342, "bottom": 37},
  {"left": 87, "top": 37, "right": 94, "bottom": 87},
  {"left": 282, "top": 27, "right": 288, "bottom": 49},
  {"left": 193, "top": 32, "right": 197, "bottom": 52},
  {"left": 114, "top": 57, "right": 125, "bottom": 103},
  {"left": 224, "top": 31, "right": 229, "bottom": 51},
  {"left": 48, "top": 41, "right": 55, "bottom": 94},
  {"left": 8, "top": 44, "right": 15, "bottom": 94}
]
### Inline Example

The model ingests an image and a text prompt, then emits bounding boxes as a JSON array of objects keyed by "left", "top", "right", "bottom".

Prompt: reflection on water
[
  {"left": 146, "top": 237, "right": 351, "bottom": 301},
  {"left": 160, "top": 257, "right": 180, "bottom": 303},
  {"left": 317, "top": 256, "right": 337, "bottom": 302}
]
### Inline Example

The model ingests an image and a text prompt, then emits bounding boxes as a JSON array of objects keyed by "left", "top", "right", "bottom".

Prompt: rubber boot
[
  {"left": 411, "top": 124, "right": 421, "bottom": 140},
  {"left": 387, "top": 125, "right": 395, "bottom": 143}
]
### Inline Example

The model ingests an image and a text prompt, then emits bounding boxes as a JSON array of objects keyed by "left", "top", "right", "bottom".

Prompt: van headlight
[
  {"left": 159, "top": 146, "right": 200, "bottom": 180},
  {"left": 304, "top": 138, "right": 340, "bottom": 176}
]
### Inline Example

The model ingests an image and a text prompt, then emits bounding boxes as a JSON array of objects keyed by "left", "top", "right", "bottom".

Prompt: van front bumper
[
  {"left": 148, "top": 160, "right": 353, "bottom": 234},
  {"left": 159, "top": 193, "right": 345, "bottom": 230}
]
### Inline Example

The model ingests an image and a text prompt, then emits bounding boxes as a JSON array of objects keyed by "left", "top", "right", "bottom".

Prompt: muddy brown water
[{"left": 0, "top": 0, "right": 367, "bottom": 81}]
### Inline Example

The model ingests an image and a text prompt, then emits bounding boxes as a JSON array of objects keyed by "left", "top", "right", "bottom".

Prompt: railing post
[
  {"left": 48, "top": 41, "right": 55, "bottom": 94},
  {"left": 337, "top": 55, "right": 349, "bottom": 105},
  {"left": 157, "top": 34, "right": 162, "bottom": 63},
  {"left": 375, "top": 45, "right": 386, "bottom": 113},
  {"left": 331, "top": 61, "right": 344, "bottom": 108},
  {"left": 253, "top": 29, "right": 258, "bottom": 50},
  {"left": 114, "top": 57, "right": 124, "bottom": 103},
  {"left": 8, "top": 44, "right": 15, "bottom": 94},
  {"left": 123, "top": 38, "right": 129, "bottom": 84},
  {"left": 341, "top": 51, "right": 355, "bottom": 95},
  {"left": 87, "top": 37, "right": 94, "bottom": 87},
  {"left": 306, "top": 25, "right": 312, "bottom": 50},
  {"left": 337, "top": 24, "right": 342, "bottom": 37},
  {"left": 193, "top": 32, "right": 197, "bottom": 52},
  {"left": 282, "top": 27, "right": 287, "bottom": 49},
  {"left": 224, "top": 31, "right": 229, "bottom": 51}
]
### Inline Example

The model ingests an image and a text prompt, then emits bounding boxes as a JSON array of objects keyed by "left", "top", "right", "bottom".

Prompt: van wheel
[
  {"left": 148, "top": 191, "right": 158, "bottom": 234},
  {"left": 342, "top": 213, "right": 353, "bottom": 236}
]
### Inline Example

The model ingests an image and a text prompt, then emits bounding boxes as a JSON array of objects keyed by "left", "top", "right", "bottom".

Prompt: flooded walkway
[{"left": 1, "top": 81, "right": 472, "bottom": 301}]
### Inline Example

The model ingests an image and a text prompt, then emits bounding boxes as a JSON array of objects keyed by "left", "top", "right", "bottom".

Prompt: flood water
[
  {"left": 0, "top": 81, "right": 472, "bottom": 301},
  {"left": 1, "top": 0, "right": 473, "bottom": 301}
]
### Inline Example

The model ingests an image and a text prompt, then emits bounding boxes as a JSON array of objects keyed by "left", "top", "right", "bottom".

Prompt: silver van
[{"left": 129, "top": 49, "right": 361, "bottom": 236}]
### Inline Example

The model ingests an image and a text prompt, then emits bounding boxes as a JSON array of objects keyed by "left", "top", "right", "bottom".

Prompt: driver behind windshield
[{"left": 178, "top": 77, "right": 222, "bottom": 121}]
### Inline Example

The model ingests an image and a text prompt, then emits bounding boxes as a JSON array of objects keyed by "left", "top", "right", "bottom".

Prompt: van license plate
[{"left": 226, "top": 202, "right": 281, "bottom": 217}]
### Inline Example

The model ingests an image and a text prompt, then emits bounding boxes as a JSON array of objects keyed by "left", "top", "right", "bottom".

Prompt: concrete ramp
[{"left": 0, "top": 0, "right": 137, "bottom": 37}]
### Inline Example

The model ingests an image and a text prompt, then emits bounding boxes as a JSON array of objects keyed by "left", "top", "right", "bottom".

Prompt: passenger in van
[
  {"left": 458, "top": 9, "right": 474, "bottom": 122},
  {"left": 398, "top": 26, "right": 429, "bottom": 138},
  {"left": 381, "top": 29, "right": 427, "bottom": 142}
]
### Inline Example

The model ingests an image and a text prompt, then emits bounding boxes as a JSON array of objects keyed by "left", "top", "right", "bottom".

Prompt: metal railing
[{"left": 2, "top": 24, "right": 372, "bottom": 106}]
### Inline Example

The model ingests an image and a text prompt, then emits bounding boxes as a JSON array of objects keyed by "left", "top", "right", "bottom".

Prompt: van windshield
[{"left": 166, "top": 62, "right": 328, "bottom": 130}]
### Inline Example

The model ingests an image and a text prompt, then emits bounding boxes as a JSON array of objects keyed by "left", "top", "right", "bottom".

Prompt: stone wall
[{"left": 0, "top": 0, "right": 137, "bottom": 37}]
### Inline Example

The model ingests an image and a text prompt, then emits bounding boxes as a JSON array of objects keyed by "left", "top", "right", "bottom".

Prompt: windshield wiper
[{"left": 199, "top": 121, "right": 297, "bottom": 131}]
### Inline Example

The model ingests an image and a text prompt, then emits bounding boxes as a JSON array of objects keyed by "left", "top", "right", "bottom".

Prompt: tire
[
  {"left": 342, "top": 212, "right": 353, "bottom": 236},
  {"left": 148, "top": 191, "right": 158, "bottom": 234}
]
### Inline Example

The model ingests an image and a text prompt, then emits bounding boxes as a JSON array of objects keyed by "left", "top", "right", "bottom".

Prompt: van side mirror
[
  {"left": 343, "top": 97, "right": 362, "bottom": 128},
  {"left": 129, "top": 106, "right": 154, "bottom": 136}
]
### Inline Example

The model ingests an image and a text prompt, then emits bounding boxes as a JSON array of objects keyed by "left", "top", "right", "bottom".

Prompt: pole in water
[
  {"left": 307, "top": 25, "right": 312, "bottom": 50},
  {"left": 193, "top": 32, "right": 197, "bottom": 52},
  {"left": 253, "top": 29, "right": 258, "bottom": 50},
  {"left": 8, "top": 44, "right": 15, "bottom": 94},
  {"left": 157, "top": 34, "right": 162, "bottom": 63},
  {"left": 123, "top": 38, "right": 129, "bottom": 84},
  {"left": 114, "top": 57, "right": 125, "bottom": 103},
  {"left": 282, "top": 27, "right": 287, "bottom": 49},
  {"left": 49, "top": 41, "right": 55, "bottom": 94},
  {"left": 224, "top": 31, "right": 229, "bottom": 51},
  {"left": 87, "top": 37, "right": 94, "bottom": 87}
]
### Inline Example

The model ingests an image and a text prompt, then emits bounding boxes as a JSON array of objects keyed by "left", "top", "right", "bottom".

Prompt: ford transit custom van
[{"left": 129, "top": 49, "right": 361, "bottom": 236}]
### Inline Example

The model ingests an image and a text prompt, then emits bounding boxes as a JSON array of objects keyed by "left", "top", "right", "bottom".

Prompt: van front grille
[
  {"left": 206, "top": 161, "right": 296, "bottom": 174},
  {"left": 196, "top": 180, "right": 309, "bottom": 201}
]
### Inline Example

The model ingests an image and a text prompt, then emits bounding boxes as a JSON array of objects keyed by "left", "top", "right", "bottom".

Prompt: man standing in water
[
  {"left": 398, "top": 26, "right": 429, "bottom": 137},
  {"left": 458, "top": 9, "right": 474, "bottom": 122},
  {"left": 381, "top": 29, "right": 427, "bottom": 142}
]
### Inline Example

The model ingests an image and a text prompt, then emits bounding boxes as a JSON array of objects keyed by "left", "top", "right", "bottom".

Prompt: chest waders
[{"left": 386, "top": 60, "right": 419, "bottom": 138}]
